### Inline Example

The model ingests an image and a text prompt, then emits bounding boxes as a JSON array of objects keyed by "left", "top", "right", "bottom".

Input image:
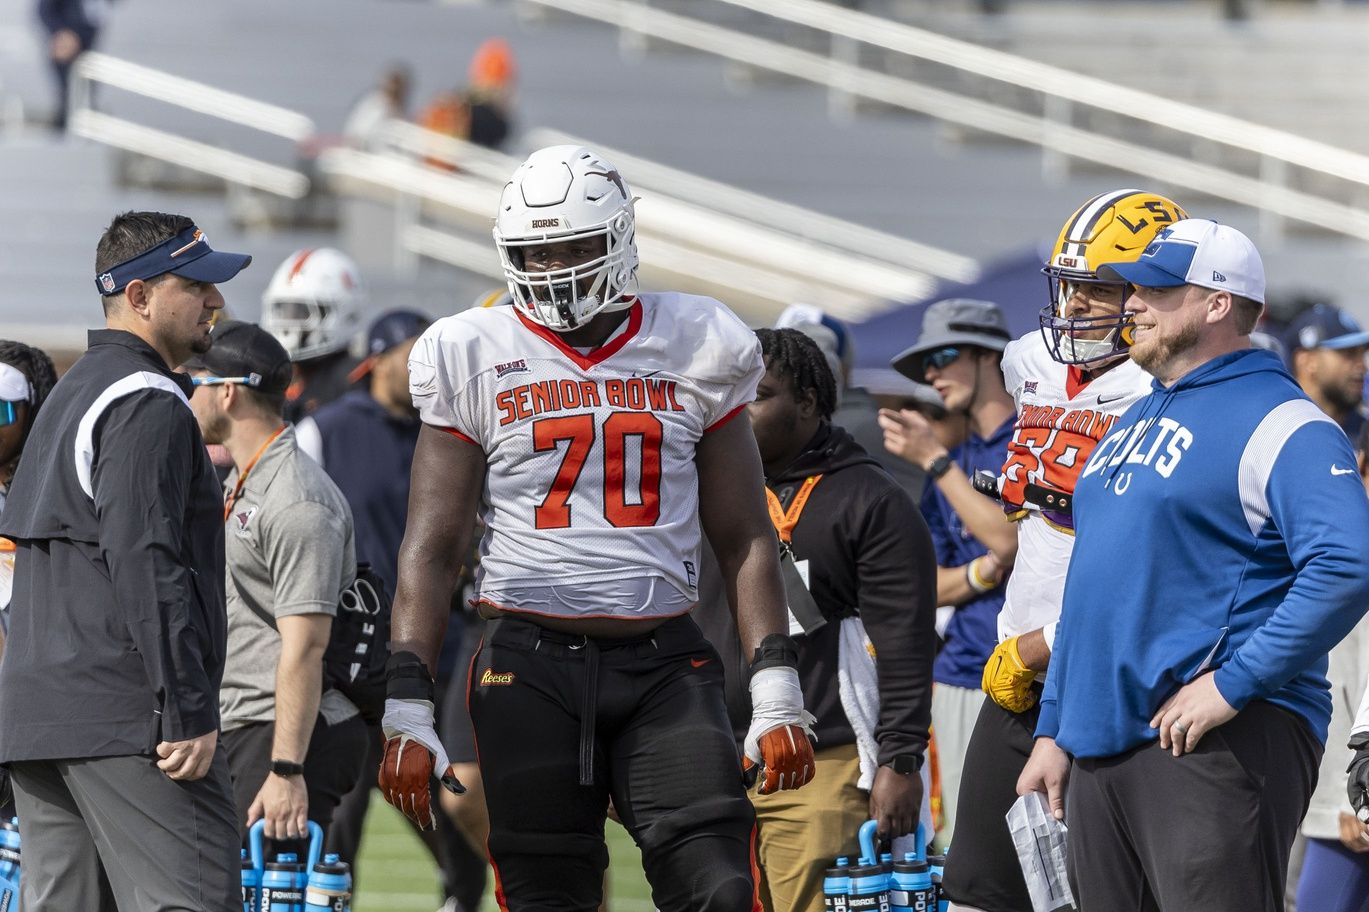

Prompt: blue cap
[
  {"left": 367, "top": 309, "right": 431, "bottom": 356},
  {"left": 95, "top": 226, "right": 251, "bottom": 296},
  {"left": 1285, "top": 303, "right": 1369, "bottom": 352},
  {"left": 1097, "top": 218, "right": 1265, "bottom": 305}
]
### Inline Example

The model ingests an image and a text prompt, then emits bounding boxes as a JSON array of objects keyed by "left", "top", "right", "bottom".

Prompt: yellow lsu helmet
[{"left": 1040, "top": 189, "right": 1187, "bottom": 366}]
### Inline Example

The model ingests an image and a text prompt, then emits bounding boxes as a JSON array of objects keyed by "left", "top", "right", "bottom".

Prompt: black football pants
[{"left": 469, "top": 614, "right": 758, "bottom": 912}]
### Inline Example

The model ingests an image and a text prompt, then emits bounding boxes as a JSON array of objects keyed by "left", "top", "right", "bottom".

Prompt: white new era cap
[{"left": 1098, "top": 218, "right": 1266, "bottom": 305}]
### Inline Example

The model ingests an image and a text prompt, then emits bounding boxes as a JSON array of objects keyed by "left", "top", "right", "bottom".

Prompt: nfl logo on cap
[{"left": 99, "top": 273, "right": 115, "bottom": 294}]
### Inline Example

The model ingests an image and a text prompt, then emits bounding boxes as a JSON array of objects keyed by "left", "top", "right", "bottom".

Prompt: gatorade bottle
[
  {"left": 927, "top": 855, "right": 948, "bottom": 912},
  {"left": 241, "top": 848, "right": 261, "bottom": 912},
  {"left": 846, "top": 861, "right": 890, "bottom": 912},
  {"left": 890, "top": 857, "right": 932, "bottom": 912},
  {"left": 304, "top": 853, "right": 352, "bottom": 912},
  {"left": 260, "top": 853, "right": 306, "bottom": 912},
  {"left": 823, "top": 857, "right": 851, "bottom": 912}
]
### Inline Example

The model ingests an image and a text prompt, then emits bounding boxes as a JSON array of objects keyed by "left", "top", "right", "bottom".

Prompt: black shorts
[
  {"left": 221, "top": 713, "right": 368, "bottom": 852},
  {"left": 468, "top": 613, "right": 758, "bottom": 912}
]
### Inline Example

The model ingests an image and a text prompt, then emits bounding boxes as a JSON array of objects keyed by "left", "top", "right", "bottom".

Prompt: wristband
[
  {"left": 966, "top": 556, "right": 996, "bottom": 593},
  {"left": 387, "top": 651, "right": 436, "bottom": 702},
  {"left": 749, "top": 633, "right": 800, "bottom": 676},
  {"left": 926, "top": 453, "right": 953, "bottom": 480}
]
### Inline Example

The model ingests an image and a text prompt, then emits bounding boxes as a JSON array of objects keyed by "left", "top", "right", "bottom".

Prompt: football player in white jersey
[
  {"left": 376, "top": 145, "right": 815, "bottom": 911},
  {"left": 940, "top": 190, "right": 1187, "bottom": 912}
]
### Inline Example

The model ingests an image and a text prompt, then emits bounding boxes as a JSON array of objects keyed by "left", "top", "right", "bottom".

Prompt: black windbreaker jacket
[{"left": 0, "top": 330, "right": 226, "bottom": 761}]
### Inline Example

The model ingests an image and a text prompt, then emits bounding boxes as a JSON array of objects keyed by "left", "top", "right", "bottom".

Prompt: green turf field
[{"left": 352, "top": 793, "right": 654, "bottom": 911}]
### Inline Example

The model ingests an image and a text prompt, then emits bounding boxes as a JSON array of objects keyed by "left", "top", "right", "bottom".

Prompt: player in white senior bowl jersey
[
  {"left": 377, "top": 145, "right": 816, "bottom": 911},
  {"left": 941, "top": 189, "right": 1188, "bottom": 912}
]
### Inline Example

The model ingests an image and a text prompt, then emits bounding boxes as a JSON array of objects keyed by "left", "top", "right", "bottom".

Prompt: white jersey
[
  {"left": 408, "top": 293, "right": 763, "bottom": 620},
  {"left": 996, "top": 331, "right": 1151, "bottom": 644}
]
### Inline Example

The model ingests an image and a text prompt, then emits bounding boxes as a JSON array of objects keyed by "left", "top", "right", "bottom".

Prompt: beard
[
  {"left": 1130, "top": 317, "right": 1202, "bottom": 378},
  {"left": 1323, "top": 380, "right": 1365, "bottom": 414},
  {"left": 189, "top": 330, "right": 213, "bottom": 355}
]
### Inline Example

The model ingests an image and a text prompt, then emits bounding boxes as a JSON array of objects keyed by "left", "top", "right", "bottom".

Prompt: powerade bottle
[
  {"left": 846, "top": 861, "right": 890, "bottom": 912},
  {"left": 304, "top": 853, "right": 352, "bottom": 911},
  {"left": 0, "top": 817, "right": 18, "bottom": 912},
  {"left": 823, "top": 857, "right": 851, "bottom": 912},
  {"left": 890, "top": 857, "right": 932, "bottom": 912},
  {"left": 927, "top": 855, "right": 948, "bottom": 912},
  {"left": 241, "top": 848, "right": 261, "bottom": 912},
  {"left": 0, "top": 818, "right": 18, "bottom": 881},
  {"left": 879, "top": 852, "right": 894, "bottom": 879},
  {"left": 261, "top": 853, "right": 306, "bottom": 912}
]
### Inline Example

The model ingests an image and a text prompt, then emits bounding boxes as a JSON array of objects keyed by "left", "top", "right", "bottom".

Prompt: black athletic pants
[
  {"left": 1066, "top": 700, "right": 1320, "bottom": 911},
  {"left": 469, "top": 614, "right": 758, "bottom": 912},
  {"left": 942, "top": 698, "right": 1038, "bottom": 912}
]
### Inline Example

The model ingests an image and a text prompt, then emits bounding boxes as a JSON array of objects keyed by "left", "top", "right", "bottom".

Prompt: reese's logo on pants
[{"left": 480, "top": 669, "right": 515, "bottom": 686}]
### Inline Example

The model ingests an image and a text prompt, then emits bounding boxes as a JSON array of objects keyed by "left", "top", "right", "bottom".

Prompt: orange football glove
[
  {"left": 379, "top": 698, "right": 465, "bottom": 831},
  {"left": 744, "top": 662, "right": 817, "bottom": 795}
]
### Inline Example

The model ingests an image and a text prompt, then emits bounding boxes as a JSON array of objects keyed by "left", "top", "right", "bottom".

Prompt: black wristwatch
[
  {"left": 926, "top": 453, "right": 953, "bottom": 481},
  {"left": 270, "top": 759, "right": 305, "bottom": 777},
  {"left": 886, "top": 754, "right": 924, "bottom": 775}
]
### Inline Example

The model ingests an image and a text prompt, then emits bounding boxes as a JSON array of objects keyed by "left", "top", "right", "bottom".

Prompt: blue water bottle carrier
[{"left": 247, "top": 820, "right": 324, "bottom": 912}]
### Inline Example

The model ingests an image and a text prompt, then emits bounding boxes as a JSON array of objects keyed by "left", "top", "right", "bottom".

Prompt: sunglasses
[
  {"left": 190, "top": 374, "right": 261, "bottom": 388},
  {"left": 920, "top": 346, "right": 962, "bottom": 376},
  {"left": 0, "top": 400, "right": 17, "bottom": 428}
]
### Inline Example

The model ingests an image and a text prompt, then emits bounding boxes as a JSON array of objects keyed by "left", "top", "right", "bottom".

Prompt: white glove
[{"left": 743, "top": 667, "right": 818, "bottom": 794}]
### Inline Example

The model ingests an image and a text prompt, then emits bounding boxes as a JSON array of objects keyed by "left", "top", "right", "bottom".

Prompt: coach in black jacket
[
  {"left": 0, "top": 211, "right": 249, "bottom": 912},
  {"left": 695, "top": 328, "right": 937, "bottom": 912}
]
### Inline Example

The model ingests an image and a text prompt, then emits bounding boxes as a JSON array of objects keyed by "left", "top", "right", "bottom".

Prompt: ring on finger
[{"left": 1172, "top": 721, "right": 1189, "bottom": 735}]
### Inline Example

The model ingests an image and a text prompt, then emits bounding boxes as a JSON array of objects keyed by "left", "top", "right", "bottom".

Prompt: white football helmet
[
  {"left": 493, "top": 145, "right": 639, "bottom": 332},
  {"left": 261, "top": 248, "right": 366, "bottom": 362}
]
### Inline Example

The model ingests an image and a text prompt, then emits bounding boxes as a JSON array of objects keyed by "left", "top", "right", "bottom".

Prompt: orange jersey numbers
[{"left": 533, "top": 411, "right": 664, "bottom": 529}]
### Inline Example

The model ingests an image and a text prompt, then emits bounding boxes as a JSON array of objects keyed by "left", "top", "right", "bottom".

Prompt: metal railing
[
  {"left": 318, "top": 120, "right": 970, "bottom": 319},
  {"left": 67, "top": 52, "right": 312, "bottom": 198},
  {"left": 526, "top": 127, "right": 980, "bottom": 285},
  {"left": 524, "top": 0, "right": 1369, "bottom": 242}
]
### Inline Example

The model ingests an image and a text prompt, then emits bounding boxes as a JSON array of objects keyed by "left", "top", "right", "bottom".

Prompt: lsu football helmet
[
  {"left": 1040, "top": 189, "right": 1187, "bottom": 366},
  {"left": 261, "top": 248, "right": 366, "bottom": 362},
  {"left": 493, "top": 145, "right": 639, "bottom": 332}
]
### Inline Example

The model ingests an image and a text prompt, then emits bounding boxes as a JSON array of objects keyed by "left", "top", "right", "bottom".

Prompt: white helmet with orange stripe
[{"left": 261, "top": 247, "right": 366, "bottom": 362}]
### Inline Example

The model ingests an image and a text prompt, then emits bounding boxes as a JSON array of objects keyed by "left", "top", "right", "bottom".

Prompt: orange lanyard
[
  {"left": 764, "top": 475, "right": 823, "bottom": 545},
  {"left": 224, "top": 426, "right": 285, "bottom": 521}
]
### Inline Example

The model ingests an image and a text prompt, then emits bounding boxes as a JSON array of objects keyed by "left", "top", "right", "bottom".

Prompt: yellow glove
[{"left": 982, "top": 636, "right": 1038, "bottom": 713}]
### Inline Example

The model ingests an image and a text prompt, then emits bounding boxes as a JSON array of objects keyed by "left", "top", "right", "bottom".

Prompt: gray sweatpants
[{"left": 10, "top": 751, "right": 240, "bottom": 912}]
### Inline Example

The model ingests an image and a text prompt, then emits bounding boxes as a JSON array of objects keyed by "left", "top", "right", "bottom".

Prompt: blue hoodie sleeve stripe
[
  {"left": 1215, "top": 415, "right": 1369, "bottom": 718},
  {"left": 1237, "top": 399, "right": 1335, "bottom": 537}
]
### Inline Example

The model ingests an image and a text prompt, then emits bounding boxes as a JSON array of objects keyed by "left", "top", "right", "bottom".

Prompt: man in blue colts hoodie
[{"left": 1017, "top": 218, "right": 1369, "bottom": 911}]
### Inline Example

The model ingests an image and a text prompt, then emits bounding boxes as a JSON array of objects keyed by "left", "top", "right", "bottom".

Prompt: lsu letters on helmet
[
  {"left": 1040, "top": 189, "right": 1187, "bottom": 366},
  {"left": 261, "top": 248, "right": 366, "bottom": 362},
  {"left": 493, "top": 145, "right": 639, "bottom": 333}
]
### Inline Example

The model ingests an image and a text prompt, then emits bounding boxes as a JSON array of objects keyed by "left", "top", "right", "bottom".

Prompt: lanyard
[
  {"left": 764, "top": 475, "right": 823, "bottom": 545},
  {"left": 224, "top": 426, "right": 286, "bottom": 521}
]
